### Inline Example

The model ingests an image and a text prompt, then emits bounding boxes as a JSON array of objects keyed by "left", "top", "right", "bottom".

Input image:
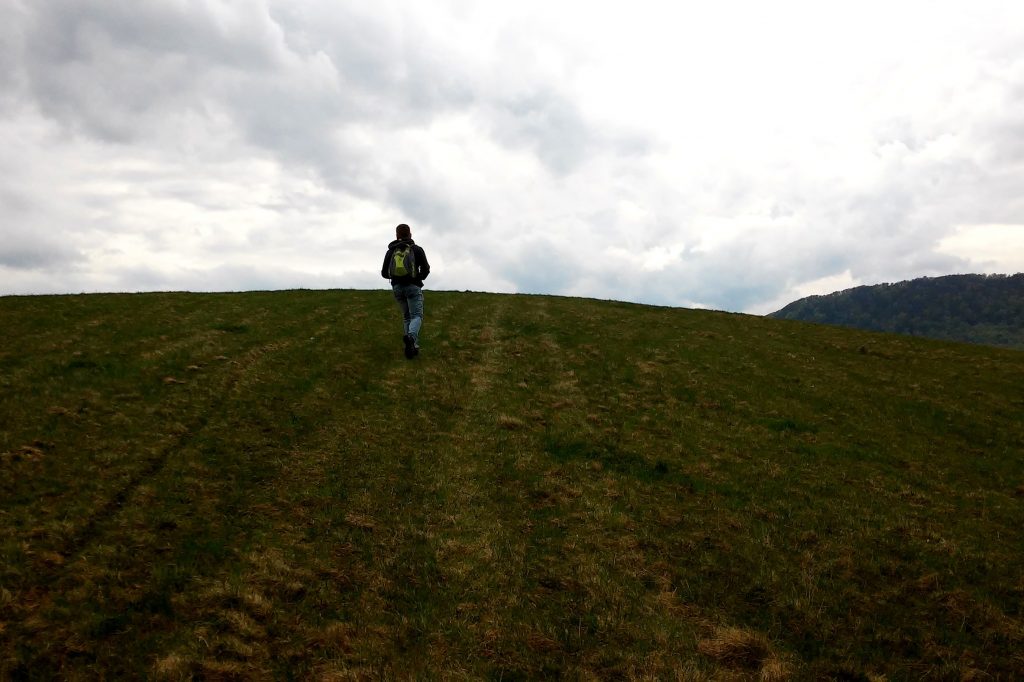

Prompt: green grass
[{"left": 1, "top": 289, "right": 1023, "bottom": 679}]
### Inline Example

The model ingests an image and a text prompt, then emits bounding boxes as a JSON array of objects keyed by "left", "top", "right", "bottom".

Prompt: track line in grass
[
  {"left": 57, "top": 341, "right": 293, "bottom": 567},
  {"left": 2, "top": 333, "right": 317, "bottom": 674},
  {"left": 135, "top": 296, "right": 501, "bottom": 677}
]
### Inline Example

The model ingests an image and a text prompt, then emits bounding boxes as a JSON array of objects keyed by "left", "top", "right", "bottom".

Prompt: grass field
[{"left": 1, "top": 289, "right": 1023, "bottom": 679}]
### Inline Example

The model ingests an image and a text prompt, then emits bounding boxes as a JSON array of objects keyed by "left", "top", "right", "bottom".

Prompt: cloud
[
  {"left": 488, "top": 92, "right": 594, "bottom": 175},
  {"left": 938, "top": 224, "right": 1024, "bottom": 274},
  {"left": 2, "top": 1, "right": 1023, "bottom": 313},
  {"left": 21, "top": 2, "right": 258, "bottom": 142},
  {"left": 0, "top": 230, "right": 81, "bottom": 270},
  {"left": 496, "top": 235, "right": 584, "bottom": 295}
]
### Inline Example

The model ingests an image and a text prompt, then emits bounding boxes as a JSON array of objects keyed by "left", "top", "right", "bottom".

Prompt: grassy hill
[{"left": 2, "top": 289, "right": 1023, "bottom": 679}]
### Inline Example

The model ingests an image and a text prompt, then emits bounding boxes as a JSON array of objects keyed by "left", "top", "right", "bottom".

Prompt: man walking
[{"left": 382, "top": 223, "right": 430, "bottom": 358}]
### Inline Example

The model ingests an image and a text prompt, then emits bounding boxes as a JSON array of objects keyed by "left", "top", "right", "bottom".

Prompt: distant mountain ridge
[{"left": 769, "top": 273, "right": 1024, "bottom": 349}]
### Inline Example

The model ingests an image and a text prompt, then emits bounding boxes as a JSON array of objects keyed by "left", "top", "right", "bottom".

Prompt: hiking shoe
[{"left": 403, "top": 334, "right": 418, "bottom": 359}]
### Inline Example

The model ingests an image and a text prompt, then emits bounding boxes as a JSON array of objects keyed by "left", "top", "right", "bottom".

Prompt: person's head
[{"left": 396, "top": 223, "right": 412, "bottom": 240}]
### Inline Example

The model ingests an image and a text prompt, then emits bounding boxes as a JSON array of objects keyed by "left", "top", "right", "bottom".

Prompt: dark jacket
[{"left": 382, "top": 239, "right": 430, "bottom": 287}]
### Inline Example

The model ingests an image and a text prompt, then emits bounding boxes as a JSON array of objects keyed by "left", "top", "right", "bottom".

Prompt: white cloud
[
  {"left": 937, "top": 224, "right": 1024, "bottom": 273},
  {"left": 2, "top": 0, "right": 1023, "bottom": 311}
]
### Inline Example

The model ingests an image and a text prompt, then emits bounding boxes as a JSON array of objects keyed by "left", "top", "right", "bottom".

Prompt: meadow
[{"left": 1, "top": 289, "right": 1022, "bottom": 679}]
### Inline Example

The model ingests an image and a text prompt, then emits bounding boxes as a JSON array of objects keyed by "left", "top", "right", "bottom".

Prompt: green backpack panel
[{"left": 389, "top": 244, "right": 417, "bottom": 279}]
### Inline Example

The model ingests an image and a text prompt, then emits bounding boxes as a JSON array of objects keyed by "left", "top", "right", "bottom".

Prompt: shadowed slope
[{"left": 1, "top": 290, "right": 1023, "bottom": 678}]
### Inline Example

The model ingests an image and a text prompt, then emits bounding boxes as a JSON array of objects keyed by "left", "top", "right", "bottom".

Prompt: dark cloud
[
  {"left": 13, "top": 4, "right": 370, "bottom": 164},
  {"left": 489, "top": 93, "right": 594, "bottom": 175},
  {"left": 270, "top": 4, "right": 477, "bottom": 118},
  {"left": 11, "top": 0, "right": 636, "bottom": 191},
  {"left": 0, "top": 227, "right": 81, "bottom": 270},
  {"left": 495, "top": 236, "right": 584, "bottom": 295},
  {"left": 19, "top": 2, "right": 267, "bottom": 142},
  {"left": 387, "top": 180, "right": 464, "bottom": 236},
  {"left": 0, "top": 4, "right": 29, "bottom": 109}
]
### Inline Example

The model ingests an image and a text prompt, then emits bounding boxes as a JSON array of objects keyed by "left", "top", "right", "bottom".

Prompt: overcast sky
[{"left": 2, "top": 1, "right": 1023, "bottom": 313}]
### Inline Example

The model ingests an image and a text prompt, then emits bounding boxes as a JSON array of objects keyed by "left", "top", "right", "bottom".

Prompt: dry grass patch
[
  {"left": 758, "top": 657, "right": 793, "bottom": 681},
  {"left": 497, "top": 414, "right": 526, "bottom": 430},
  {"left": 153, "top": 652, "right": 190, "bottom": 678},
  {"left": 698, "top": 626, "right": 789, "bottom": 679},
  {"left": 198, "top": 658, "right": 252, "bottom": 678},
  {"left": 343, "top": 512, "right": 376, "bottom": 531},
  {"left": 307, "top": 622, "right": 356, "bottom": 652}
]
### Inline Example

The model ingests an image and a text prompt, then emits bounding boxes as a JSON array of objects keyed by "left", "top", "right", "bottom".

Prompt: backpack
[{"left": 389, "top": 243, "right": 417, "bottom": 280}]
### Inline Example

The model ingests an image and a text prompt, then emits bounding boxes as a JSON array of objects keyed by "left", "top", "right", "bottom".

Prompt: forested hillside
[{"left": 770, "top": 273, "right": 1024, "bottom": 349}]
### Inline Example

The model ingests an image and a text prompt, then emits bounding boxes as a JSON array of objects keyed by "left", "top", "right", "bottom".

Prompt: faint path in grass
[
  {"left": 134, "top": 294, "right": 515, "bottom": 677},
  {"left": 1, "top": 294, "right": 384, "bottom": 677},
  {"left": 268, "top": 296, "right": 785, "bottom": 677},
  {"left": 55, "top": 340, "right": 294, "bottom": 565}
]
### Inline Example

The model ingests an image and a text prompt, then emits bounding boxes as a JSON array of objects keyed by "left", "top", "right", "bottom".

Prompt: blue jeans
[{"left": 392, "top": 283, "right": 423, "bottom": 342}]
